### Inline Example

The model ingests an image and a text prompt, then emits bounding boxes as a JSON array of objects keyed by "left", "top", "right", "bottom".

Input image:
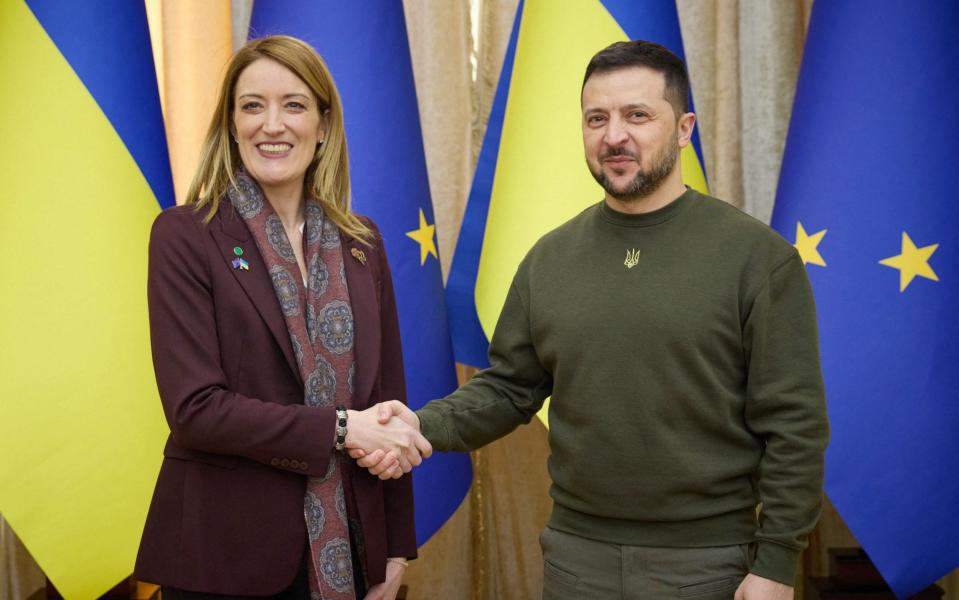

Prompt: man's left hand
[{"left": 734, "top": 573, "right": 793, "bottom": 600}]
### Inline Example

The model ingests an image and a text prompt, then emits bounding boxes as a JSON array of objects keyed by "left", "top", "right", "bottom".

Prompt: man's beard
[{"left": 589, "top": 138, "right": 679, "bottom": 203}]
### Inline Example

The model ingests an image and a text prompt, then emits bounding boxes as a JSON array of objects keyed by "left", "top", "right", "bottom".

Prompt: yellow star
[
  {"left": 794, "top": 222, "right": 827, "bottom": 267},
  {"left": 406, "top": 208, "right": 437, "bottom": 265},
  {"left": 878, "top": 232, "right": 939, "bottom": 292}
]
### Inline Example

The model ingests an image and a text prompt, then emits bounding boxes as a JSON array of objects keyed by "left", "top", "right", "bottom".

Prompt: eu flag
[
  {"left": 249, "top": 1, "right": 471, "bottom": 545},
  {"left": 446, "top": 0, "right": 708, "bottom": 371},
  {"left": 771, "top": 2, "right": 959, "bottom": 596},
  {"left": 0, "top": 1, "right": 173, "bottom": 597}
]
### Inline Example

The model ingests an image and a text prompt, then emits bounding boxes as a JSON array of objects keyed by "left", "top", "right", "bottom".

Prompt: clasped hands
[{"left": 345, "top": 401, "right": 429, "bottom": 479}]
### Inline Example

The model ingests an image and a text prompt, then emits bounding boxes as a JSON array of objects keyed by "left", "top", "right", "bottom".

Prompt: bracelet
[
  {"left": 334, "top": 406, "right": 348, "bottom": 451},
  {"left": 387, "top": 558, "right": 408, "bottom": 568}
]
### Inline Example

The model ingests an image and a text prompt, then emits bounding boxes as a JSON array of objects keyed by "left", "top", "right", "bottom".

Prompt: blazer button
[
  {"left": 281, "top": 458, "right": 291, "bottom": 467},
  {"left": 270, "top": 458, "right": 280, "bottom": 467},
  {"left": 290, "top": 460, "right": 301, "bottom": 470},
  {"left": 300, "top": 461, "right": 309, "bottom": 471}
]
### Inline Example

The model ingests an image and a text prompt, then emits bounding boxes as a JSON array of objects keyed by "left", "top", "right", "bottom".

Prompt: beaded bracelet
[{"left": 334, "top": 406, "right": 348, "bottom": 451}]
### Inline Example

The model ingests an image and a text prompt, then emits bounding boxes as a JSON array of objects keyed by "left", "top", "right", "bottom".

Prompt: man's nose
[{"left": 603, "top": 118, "right": 628, "bottom": 146}]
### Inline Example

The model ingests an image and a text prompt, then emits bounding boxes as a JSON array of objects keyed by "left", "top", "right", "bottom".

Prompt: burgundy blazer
[{"left": 134, "top": 202, "right": 416, "bottom": 595}]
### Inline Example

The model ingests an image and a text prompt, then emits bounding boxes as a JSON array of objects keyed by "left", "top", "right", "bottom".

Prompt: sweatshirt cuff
[
  {"left": 416, "top": 407, "right": 450, "bottom": 452},
  {"left": 750, "top": 541, "right": 800, "bottom": 586}
]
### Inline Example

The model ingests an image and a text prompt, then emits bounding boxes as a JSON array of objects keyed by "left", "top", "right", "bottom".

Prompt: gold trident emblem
[{"left": 624, "top": 248, "right": 640, "bottom": 269}]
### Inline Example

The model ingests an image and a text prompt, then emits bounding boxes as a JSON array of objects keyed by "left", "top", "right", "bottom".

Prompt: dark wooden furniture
[{"left": 805, "top": 548, "right": 943, "bottom": 600}]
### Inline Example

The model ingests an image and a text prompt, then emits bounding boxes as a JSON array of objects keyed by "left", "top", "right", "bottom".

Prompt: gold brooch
[
  {"left": 624, "top": 248, "right": 640, "bottom": 269},
  {"left": 351, "top": 248, "right": 367, "bottom": 265}
]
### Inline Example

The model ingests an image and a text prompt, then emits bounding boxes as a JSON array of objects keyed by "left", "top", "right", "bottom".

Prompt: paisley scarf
[{"left": 229, "top": 173, "right": 357, "bottom": 599}]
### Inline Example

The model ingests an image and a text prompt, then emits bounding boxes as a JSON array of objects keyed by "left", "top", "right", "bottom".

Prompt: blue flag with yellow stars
[
  {"left": 249, "top": 2, "right": 471, "bottom": 545},
  {"left": 771, "top": 2, "right": 959, "bottom": 596}
]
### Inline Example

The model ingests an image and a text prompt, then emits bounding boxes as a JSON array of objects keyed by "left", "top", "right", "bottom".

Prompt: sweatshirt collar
[{"left": 598, "top": 187, "right": 696, "bottom": 228}]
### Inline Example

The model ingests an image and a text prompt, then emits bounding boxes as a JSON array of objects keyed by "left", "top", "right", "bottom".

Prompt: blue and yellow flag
[
  {"left": 249, "top": 1, "right": 471, "bottom": 545},
  {"left": 772, "top": 3, "right": 959, "bottom": 596},
  {"left": 0, "top": 1, "right": 173, "bottom": 597},
  {"left": 446, "top": 1, "right": 707, "bottom": 422}
]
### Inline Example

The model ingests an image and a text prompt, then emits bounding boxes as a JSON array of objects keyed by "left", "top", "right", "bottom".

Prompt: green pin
[{"left": 233, "top": 246, "right": 243, "bottom": 256}]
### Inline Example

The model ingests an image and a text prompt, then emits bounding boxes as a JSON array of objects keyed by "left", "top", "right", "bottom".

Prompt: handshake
[{"left": 345, "top": 401, "right": 431, "bottom": 480}]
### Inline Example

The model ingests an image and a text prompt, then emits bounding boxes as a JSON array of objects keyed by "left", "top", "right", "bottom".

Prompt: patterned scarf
[{"left": 229, "top": 173, "right": 357, "bottom": 599}]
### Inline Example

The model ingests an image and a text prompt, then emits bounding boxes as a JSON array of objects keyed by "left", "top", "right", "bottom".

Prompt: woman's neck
[{"left": 263, "top": 182, "right": 305, "bottom": 230}]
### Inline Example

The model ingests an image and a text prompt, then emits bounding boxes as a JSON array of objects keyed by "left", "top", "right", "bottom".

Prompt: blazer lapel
[
  {"left": 342, "top": 234, "right": 379, "bottom": 410},
  {"left": 210, "top": 206, "right": 301, "bottom": 383}
]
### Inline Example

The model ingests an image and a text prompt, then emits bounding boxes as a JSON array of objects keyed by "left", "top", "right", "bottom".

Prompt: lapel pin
[
  {"left": 232, "top": 257, "right": 250, "bottom": 271},
  {"left": 350, "top": 248, "right": 367, "bottom": 265},
  {"left": 233, "top": 246, "right": 244, "bottom": 256}
]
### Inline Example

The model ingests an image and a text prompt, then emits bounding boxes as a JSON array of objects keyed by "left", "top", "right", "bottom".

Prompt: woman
[{"left": 135, "top": 35, "right": 428, "bottom": 600}]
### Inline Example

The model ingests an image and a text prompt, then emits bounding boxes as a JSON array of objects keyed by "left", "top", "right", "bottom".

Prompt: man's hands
[
  {"left": 346, "top": 401, "right": 428, "bottom": 480},
  {"left": 734, "top": 574, "right": 793, "bottom": 600}
]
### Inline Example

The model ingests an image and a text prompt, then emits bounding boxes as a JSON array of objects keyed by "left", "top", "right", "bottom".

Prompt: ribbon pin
[
  {"left": 232, "top": 257, "right": 250, "bottom": 271},
  {"left": 350, "top": 248, "right": 367, "bottom": 265}
]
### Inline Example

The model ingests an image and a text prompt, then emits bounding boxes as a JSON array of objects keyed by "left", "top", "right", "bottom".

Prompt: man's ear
[{"left": 677, "top": 112, "right": 696, "bottom": 148}]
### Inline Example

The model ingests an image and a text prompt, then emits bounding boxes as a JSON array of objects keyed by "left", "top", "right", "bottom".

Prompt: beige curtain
[
  {"left": 402, "top": 0, "right": 475, "bottom": 280},
  {"left": 675, "top": 0, "right": 811, "bottom": 221},
  {"left": 145, "top": 0, "right": 234, "bottom": 204}
]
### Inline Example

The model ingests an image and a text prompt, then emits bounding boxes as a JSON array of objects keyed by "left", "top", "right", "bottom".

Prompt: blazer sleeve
[
  {"left": 364, "top": 218, "right": 417, "bottom": 559},
  {"left": 148, "top": 208, "right": 337, "bottom": 478}
]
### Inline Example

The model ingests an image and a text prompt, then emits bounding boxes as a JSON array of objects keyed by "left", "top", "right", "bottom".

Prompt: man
[{"left": 357, "top": 40, "right": 828, "bottom": 599}]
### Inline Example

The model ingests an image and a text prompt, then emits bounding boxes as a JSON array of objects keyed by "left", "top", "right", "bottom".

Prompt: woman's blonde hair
[{"left": 186, "top": 35, "right": 372, "bottom": 243}]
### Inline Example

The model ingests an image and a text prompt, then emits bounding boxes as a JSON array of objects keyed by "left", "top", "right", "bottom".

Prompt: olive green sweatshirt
[{"left": 418, "top": 189, "right": 828, "bottom": 585}]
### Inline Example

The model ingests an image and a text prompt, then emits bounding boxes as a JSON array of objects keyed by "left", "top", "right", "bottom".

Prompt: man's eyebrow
[{"left": 583, "top": 102, "right": 656, "bottom": 113}]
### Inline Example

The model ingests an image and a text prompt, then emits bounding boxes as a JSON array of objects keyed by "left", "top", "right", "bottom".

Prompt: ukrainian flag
[
  {"left": 249, "top": 1, "right": 472, "bottom": 545},
  {"left": 446, "top": 1, "right": 708, "bottom": 421},
  {"left": 772, "top": 2, "right": 959, "bottom": 596},
  {"left": 0, "top": 2, "right": 173, "bottom": 597}
]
